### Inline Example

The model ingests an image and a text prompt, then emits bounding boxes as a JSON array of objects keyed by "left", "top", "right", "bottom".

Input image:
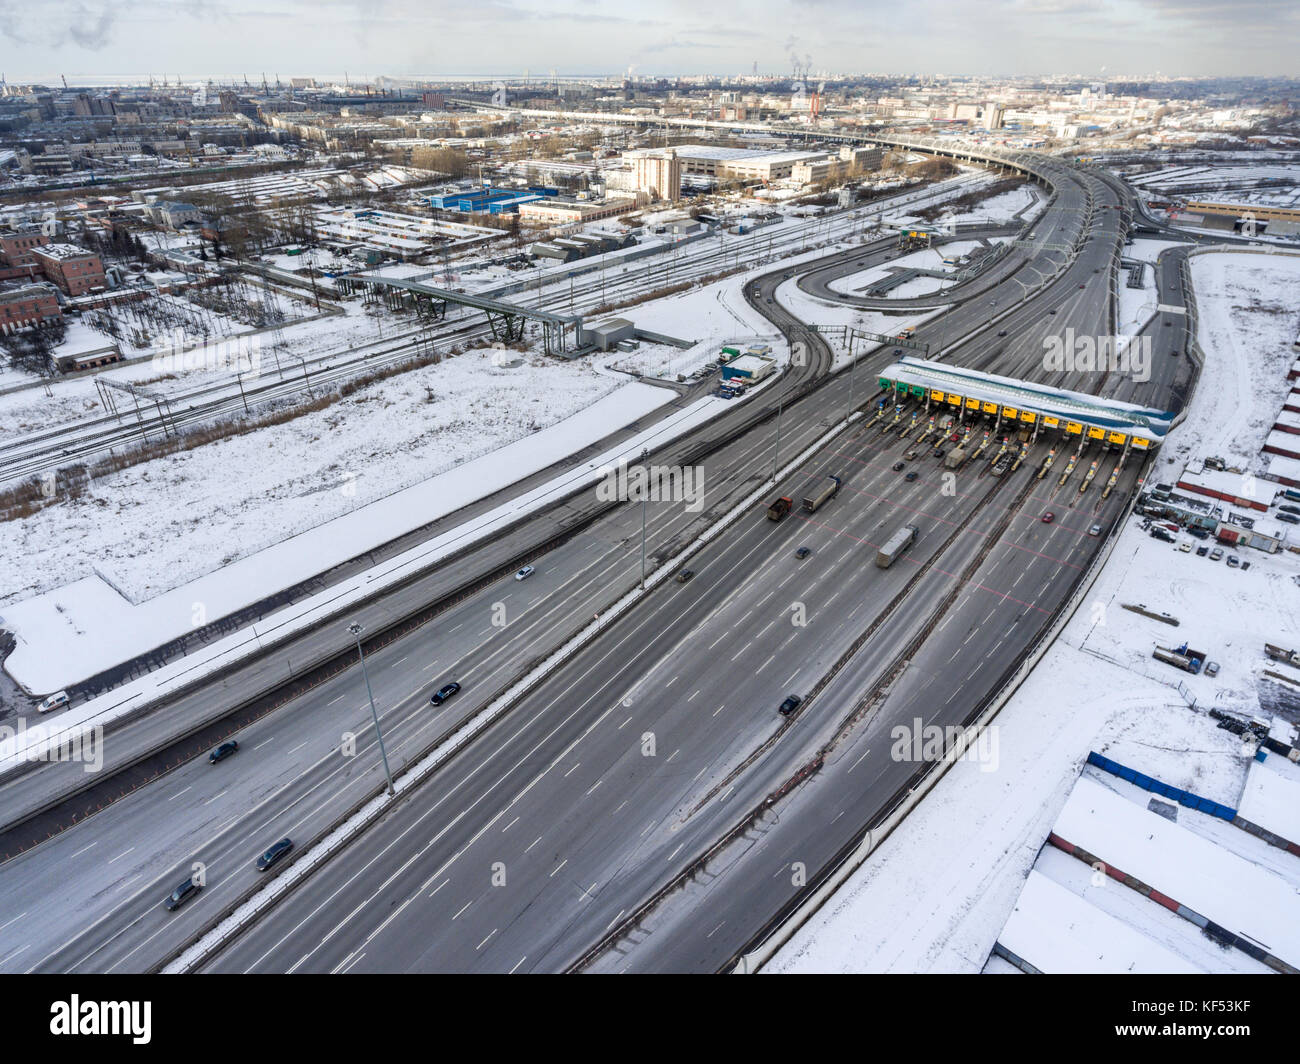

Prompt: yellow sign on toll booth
[
  {"left": 1087, "top": 425, "right": 1105, "bottom": 440},
  {"left": 1042, "top": 415, "right": 1060, "bottom": 428},
  {"left": 1001, "top": 406, "right": 1018, "bottom": 419},
  {"left": 981, "top": 401, "right": 998, "bottom": 414},
  {"left": 1065, "top": 421, "right": 1083, "bottom": 435},
  {"left": 1132, "top": 437, "right": 1150, "bottom": 450},
  {"left": 1019, "top": 410, "right": 1037, "bottom": 423},
  {"left": 1107, "top": 431, "right": 1127, "bottom": 445}
]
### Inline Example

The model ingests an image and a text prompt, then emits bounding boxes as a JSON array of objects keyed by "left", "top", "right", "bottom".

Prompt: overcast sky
[{"left": 1, "top": 0, "right": 1296, "bottom": 82}]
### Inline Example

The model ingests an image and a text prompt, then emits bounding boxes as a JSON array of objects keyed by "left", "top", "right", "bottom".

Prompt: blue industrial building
[{"left": 429, "top": 186, "right": 558, "bottom": 215}]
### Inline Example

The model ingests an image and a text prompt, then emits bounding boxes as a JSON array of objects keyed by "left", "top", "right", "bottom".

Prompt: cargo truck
[
  {"left": 944, "top": 447, "right": 967, "bottom": 470},
  {"left": 1152, "top": 643, "right": 1205, "bottom": 675},
  {"left": 802, "top": 475, "right": 842, "bottom": 513},
  {"left": 767, "top": 496, "right": 793, "bottom": 521},
  {"left": 876, "top": 524, "right": 918, "bottom": 568}
]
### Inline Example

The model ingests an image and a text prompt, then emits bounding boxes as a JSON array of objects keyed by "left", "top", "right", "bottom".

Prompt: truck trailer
[
  {"left": 876, "top": 524, "right": 918, "bottom": 568},
  {"left": 802, "top": 475, "right": 842, "bottom": 513}
]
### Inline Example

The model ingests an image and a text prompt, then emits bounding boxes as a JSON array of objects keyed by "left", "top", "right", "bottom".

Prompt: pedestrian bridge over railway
[
  {"left": 342, "top": 274, "right": 584, "bottom": 354},
  {"left": 877, "top": 356, "right": 1175, "bottom": 450}
]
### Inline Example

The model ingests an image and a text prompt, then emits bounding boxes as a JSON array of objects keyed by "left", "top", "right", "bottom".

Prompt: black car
[
  {"left": 209, "top": 740, "right": 239, "bottom": 764},
  {"left": 1280, "top": 505, "right": 1300, "bottom": 515},
  {"left": 778, "top": 694, "right": 803, "bottom": 717},
  {"left": 795, "top": 546, "right": 811, "bottom": 560},
  {"left": 997, "top": 330, "right": 1007, "bottom": 337},
  {"left": 1196, "top": 545, "right": 1209, "bottom": 556},
  {"left": 1188, "top": 527, "right": 1209, "bottom": 539},
  {"left": 164, "top": 878, "right": 201, "bottom": 911},
  {"left": 675, "top": 568, "right": 695, "bottom": 584},
  {"left": 430, "top": 682, "right": 461, "bottom": 706},
  {"left": 905, "top": 471, "right": 919, "bottom": 482},
  {"left": 256, "top": 838, "right": 294, "bottom": 872},
  {"left": 892, "top": 461, "right": 905, "bottom": 471}
]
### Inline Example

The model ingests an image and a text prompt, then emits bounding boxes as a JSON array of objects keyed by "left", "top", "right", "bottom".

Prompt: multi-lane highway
[{"left": 0, "top": 143, "right": 1219, "bottom": 974}]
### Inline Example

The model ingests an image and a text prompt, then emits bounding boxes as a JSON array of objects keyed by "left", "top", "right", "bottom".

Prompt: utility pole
[
  {"left": 847, "top": 340, "right": 858, "bottom": 418},
  {"left": 347, "top": 622, "right": 394, "bottom": 797},
  {"left": 770, "top": 396, "right": 784, "bottom": 483}
]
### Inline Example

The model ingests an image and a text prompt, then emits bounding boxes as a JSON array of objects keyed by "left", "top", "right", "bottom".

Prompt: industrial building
[
  {"left": 721, "top": 353, "right": 776, "bottom": 383},
  {"left": 29, "top": 243, "right": 105, "bottom": 296},
  {"left": 428, "top": 186, "right": 556, "bottom": 215},
  {"left": 625, "top": 149, "right": 682, "bottom": 201},
  {"left": 0, "top": 283, "right": 62, "bottom": 331},
  {"left": 516, "top": 193, "right": 644, "bottom": 226},
  {"left": 640, "top": 144, "right": 832, "bottom": 184},
  {"left": 587, "top": 318, "right": 635, "bottom": 351}
]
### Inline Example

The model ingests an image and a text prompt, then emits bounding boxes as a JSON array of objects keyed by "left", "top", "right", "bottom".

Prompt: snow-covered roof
[{"left": 880, "top": 356, "right": 1174, "bottom": 444}]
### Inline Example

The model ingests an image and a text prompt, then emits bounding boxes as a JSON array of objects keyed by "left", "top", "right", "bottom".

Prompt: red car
[{"left": 1041, "top": 512, "right": 1055, "bottom": 523}]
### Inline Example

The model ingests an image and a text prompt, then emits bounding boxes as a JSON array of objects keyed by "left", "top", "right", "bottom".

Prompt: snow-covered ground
[
  {"left": 825, "top": 239, "right": 1002, "bottom": 300},
  {"left": 1, "top": 346, "right": 638, "bottom": 611},
  {"left": 0, "top": 296, "right": 414, "bottom": 443},
  {"left": 768, "top": 247, "right": 1300, "bottom": 973}
]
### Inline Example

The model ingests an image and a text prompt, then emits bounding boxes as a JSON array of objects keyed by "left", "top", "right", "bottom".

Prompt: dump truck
[
  {"left": 876, "top": 524, "right": 918, "bottom": 568},
  {"left": 766, "top": 496, "right": 793, "bottom": 521},
  {"left": 802, "top": 475, "right": 841, "bottom": 513},
  {"left": 1153, "top": 643, "right": 1206, "bottom": 675}
]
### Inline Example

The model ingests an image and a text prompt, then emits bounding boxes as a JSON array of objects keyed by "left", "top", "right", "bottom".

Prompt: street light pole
[
  {"left": 640, "top": 497, "right": 647, "bottom": 589},
  {"left": 847, "top": 342, "right": 858, "bottom": 418},
  {"left": 771, "top": 396, "right": 784, "bottom": 484},
  {"left": 348, "top": 622, "right": 395, "bottom": 797}
]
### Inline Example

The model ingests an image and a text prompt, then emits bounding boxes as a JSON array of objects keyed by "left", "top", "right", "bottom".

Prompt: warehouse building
[
  {"left": 721, "top": 353, "right": 776, "bottom": 383},
  {"left": 649, "top": 144, "right": 834, "bottom": 183},
  {"left": 517, "top": 193, "right": 644, "bottom": 226},
  {"left": 587, "top": 318, "right": 635, "bottom": 351}
]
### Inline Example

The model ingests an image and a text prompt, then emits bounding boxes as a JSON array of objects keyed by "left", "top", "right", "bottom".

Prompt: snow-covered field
[
  {"left": 0, "top": 297, "right": 412, "bottom": 442},
  {"left": 769, "top": 247, "right": 1300, "bottom": 973},
  {"left": 0, "top": 346, "right": 638, "bottom": 611}
]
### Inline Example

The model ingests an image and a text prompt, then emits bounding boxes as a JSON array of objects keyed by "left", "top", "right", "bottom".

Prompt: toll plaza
[
  {"left": 876, "top": 356, "right": 1172, "bottom": 453},
  {"left": 871, "top": 356, "right": 1175, "bottom": 497}
]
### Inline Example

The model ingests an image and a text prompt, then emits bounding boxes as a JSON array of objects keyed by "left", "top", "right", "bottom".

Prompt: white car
[
  {"left": 38, "top": 690, "right": 69, "bottom": 714},
  {"left": 514, "top": 566, "right": 535, "bottom": 581},
  {"left": 1177, "top": 540, "right": 1192, "bottom": 552}
]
